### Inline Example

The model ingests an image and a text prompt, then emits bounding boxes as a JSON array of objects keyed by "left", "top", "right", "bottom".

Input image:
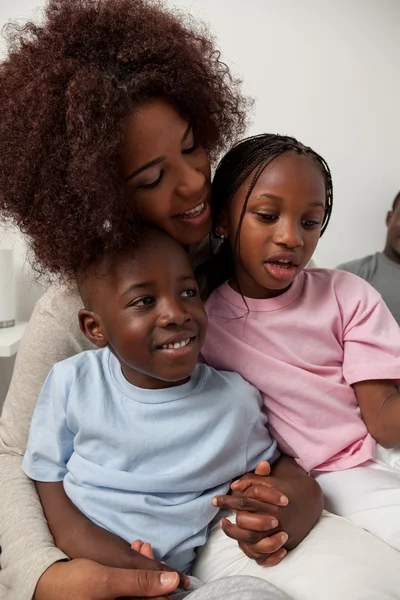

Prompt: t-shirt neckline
[
  {"left": 217, "top": 271, "right": 305, "bottom": 312},
  {"left": 107, "top": 349, "right": 203, "bottom": 403}
]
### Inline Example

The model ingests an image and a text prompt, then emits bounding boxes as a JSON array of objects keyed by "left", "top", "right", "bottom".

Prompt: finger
[
  {"left": 131, "top": 539, "right": 143, "bottom": 553},
  {"left": 256, "top": 548, "right": 287, "bottom": 567},
  {"left": 247, "top": 531, "right": 288, "bottom": 555},
  {"left": 244, "top": 484, "right": 289, "bottom": 506},
  {"left": 125, "top": 552, "right": 190, "bottom": 589},
  {"left": 221, "top": 519, "right": 286, "bottom": 554},
  {"left": 231, "top": 479, "right": 252, "bottom": 492},
  {"left": 212, "top": 493, "right": 282, "bottom": 514},
  {"left": 235, "top": 510, "right": 279, "bottom": 532},
  {"left": 231, "top": 473, "right": 278, "bottom": 491},
  {"left": 141, "top": 542, "right": 155, "bottom": 560},
  {"left": 254, "top": 460, "right": 271, "bottom": 476},
  {"left": 99, "top": 566, "right": 180, "bottom": 599},
  {"left": 219, "top": 519, "right": 267, "bottom": 544}
]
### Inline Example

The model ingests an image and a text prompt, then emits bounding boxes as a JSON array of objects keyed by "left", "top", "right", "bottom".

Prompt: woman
[{"left": 0, "top": 1, "right": 399, "bottom": 599}]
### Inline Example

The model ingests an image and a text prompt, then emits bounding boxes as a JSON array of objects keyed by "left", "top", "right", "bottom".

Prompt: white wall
[{"left": 1, "top": 0, "right": 399, "bottom": 400}]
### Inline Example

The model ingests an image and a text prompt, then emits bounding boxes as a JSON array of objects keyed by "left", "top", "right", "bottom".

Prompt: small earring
[{"left": 214, "top": 229, "right": 225, "bottom": 242}]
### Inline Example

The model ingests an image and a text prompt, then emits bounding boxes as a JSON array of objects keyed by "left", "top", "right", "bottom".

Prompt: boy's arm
[
  {"left": 353, "top": 379, "right": 400, "bottom": 448},
  {"left": 36, "top": 481, "right": 139, "bottom": 568}
]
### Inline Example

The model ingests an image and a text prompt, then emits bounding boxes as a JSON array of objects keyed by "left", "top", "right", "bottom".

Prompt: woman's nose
[{"left": 176, "top": 162, "right": 206, "bottom": 199}]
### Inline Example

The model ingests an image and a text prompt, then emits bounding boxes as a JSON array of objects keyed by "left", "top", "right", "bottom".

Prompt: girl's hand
[
  {"left": 34, "top": 558, "right": 180, "bottom": 600},
  {"left": 212, "top": 458, "right": 323, "bottom": 566}
]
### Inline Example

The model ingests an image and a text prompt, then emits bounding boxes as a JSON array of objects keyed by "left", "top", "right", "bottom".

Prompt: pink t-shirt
[{"left": 203, "top": 269, "right": 400, "bottom": 472}]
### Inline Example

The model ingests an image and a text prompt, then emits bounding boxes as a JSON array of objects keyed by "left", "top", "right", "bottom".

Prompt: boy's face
[{"left": 80, "top": 231, "right": 207, "bottom": 389}]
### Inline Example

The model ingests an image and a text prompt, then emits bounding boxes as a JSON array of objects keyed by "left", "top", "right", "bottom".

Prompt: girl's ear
[
  {"left": 215, "top": 210, "right": 229, "bottom": 239},
  {"left": 78, "top": 309, "right": 108, "bottom": 348}
]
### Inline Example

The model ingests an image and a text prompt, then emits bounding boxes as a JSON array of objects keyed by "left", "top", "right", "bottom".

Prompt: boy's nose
[{"left": 157, "top": 299, "right": 191, "bottom": 328}]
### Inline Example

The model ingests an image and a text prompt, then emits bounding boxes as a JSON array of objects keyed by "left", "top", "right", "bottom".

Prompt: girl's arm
[{"left": 353, "top": 379, "right": 400, "bottom": 448}]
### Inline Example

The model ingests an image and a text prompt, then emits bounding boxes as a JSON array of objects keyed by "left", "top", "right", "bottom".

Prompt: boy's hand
[
  {"left": 212, "top": 461, "right": 288, "bottom": 565},
  {"left": 131, "top": 539, "right": 156, "bottom": 560},
  {"left": 212, "top": 458, "right": 323, "bottom": 566}
]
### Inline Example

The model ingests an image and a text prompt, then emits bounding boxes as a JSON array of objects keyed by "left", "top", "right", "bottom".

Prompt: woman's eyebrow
[
  {"left": 124, "top": 123, "right": 192, "bottom": 182},
  {"left": 125, "top": 157, "right": 164, "bottom": 182}
]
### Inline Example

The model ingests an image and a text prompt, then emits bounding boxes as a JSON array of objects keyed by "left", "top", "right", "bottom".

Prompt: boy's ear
[{"left": 78, "top": 309, "right": 108, "bottom": 348}]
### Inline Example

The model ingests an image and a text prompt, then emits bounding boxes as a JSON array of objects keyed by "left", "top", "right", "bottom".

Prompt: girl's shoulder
[{"left": 303, "top": 267, "right": 382, "bottom": 306}]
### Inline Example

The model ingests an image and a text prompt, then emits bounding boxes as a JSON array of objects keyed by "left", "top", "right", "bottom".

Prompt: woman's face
[{"left": 120, "top": 98, "right": 212, "bottom": 246}]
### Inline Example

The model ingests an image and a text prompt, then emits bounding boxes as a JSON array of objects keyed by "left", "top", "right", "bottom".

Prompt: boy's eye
[
  {"left": 130, "top": 296, "right": 155, "bottom": 308},
  {"left": 181, "top": 288, "right": 198, "bottom": 298}
]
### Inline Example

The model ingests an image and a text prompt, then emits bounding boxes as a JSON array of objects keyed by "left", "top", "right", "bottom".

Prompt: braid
[{"left": 200, "top": 133, "right": 333, "bottom": 298}]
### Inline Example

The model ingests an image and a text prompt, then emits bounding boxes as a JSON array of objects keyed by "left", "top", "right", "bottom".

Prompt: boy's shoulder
[
  {"left": 52, "top": 347, "right": 110, "bottom": 381},
  {"left": 199, "top": 364, "right": 262, "bottom": 407}
]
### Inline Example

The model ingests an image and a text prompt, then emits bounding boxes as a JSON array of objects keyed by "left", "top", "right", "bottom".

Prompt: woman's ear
[{"left": 78, "top": 309, "right": 108, "bottom": 348}]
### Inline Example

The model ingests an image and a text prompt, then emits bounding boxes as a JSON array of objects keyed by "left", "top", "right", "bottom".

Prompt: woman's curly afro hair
[{"left": 0, "top": 0, "right": 247, "bottom": 279}]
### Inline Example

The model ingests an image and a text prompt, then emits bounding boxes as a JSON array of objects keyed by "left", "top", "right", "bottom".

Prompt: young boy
[{"left": 22, "top": 227, "right": 280, "bottom": 580}]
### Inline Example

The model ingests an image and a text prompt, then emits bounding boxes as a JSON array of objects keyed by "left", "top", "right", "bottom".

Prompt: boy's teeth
[
  {"left": 162, "top": 338, "right": 191, "bottom": 350},
  {"left": 182, "top": 202, "right": 204, "bottom": 217}
]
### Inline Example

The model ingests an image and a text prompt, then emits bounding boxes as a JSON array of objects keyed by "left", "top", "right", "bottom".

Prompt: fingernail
[
  {"left": 271, "top": 518, "right": 279, "bottom": 528},
  {"left": 160, "top": 572, "right": 179, "bottom": 586},
  {"left": 280, "top": 495, "right": 289, "bottom": 505},
  {"left": 281, "top": 533, "right": 289, "bottom": 544},
  {"left": 211, "top": 498, "right": 218, "bottom": 506},
  {"left": 280, "top": 548, "right": 287, "bottom": 558}
]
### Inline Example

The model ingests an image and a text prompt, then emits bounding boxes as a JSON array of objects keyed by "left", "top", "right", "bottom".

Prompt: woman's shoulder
[{"left": 29, "top": 281, "right": 92, "bottom": 355}]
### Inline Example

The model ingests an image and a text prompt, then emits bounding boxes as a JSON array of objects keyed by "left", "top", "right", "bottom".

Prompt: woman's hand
[
  {"left": 212, "top": 457, "right": 323, "bottom": 566},
  {"left": 34, "top": 558, "right": 180, "bottom": 600}
]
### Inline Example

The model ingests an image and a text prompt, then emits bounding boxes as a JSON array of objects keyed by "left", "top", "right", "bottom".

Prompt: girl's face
[
  {"left": 221, "top": 152, "right": 326, "bottom": 299},
  {"left": 120, "top": 98, "right": 212, "bottom": 246}
]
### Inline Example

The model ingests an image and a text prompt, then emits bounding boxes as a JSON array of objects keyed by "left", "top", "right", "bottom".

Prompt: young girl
[{"left": 201, "top": 133, "right": 400, "bottom": 553}]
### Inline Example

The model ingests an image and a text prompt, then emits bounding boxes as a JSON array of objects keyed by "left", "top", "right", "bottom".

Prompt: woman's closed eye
[{"left": 138, "top": 170, "right": 165, "bottom": 190}]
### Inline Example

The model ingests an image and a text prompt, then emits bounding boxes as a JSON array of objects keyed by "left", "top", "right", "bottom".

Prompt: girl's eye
[
  {"left": 130, "top": 296, "right": 155, "bottom": 308},
  {"left": 138, "top": 171, "right": 165, "bottom": 190},
  {"left": 181, "top": 288, "right": 198, "bottom": 298},
  {"left": 255, "top": 213, "right": 278, "bottom": 222},
  {"left": 302, "top": 219, "right": 321, "bottom": 228}
]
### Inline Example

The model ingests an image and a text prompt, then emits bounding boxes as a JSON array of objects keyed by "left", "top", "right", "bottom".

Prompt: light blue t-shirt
[{"left": 23, "top": 349, "right": 279, "bottom": 573}]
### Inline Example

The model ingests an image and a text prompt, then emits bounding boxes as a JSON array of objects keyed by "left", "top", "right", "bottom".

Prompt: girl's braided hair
[{"left": 199, "top": 133, "right": 333, "bottom": 298}]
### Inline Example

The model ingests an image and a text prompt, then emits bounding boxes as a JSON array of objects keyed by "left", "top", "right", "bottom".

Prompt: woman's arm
[
  {"left": 354, "top": 379, "right": 400, "bottom": 447},
  {"left": 35, "top": 481, "right": 190, "bottom": 589},
  {"left": 0, "top": 285, "right": 91, "bottom": 600}
]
